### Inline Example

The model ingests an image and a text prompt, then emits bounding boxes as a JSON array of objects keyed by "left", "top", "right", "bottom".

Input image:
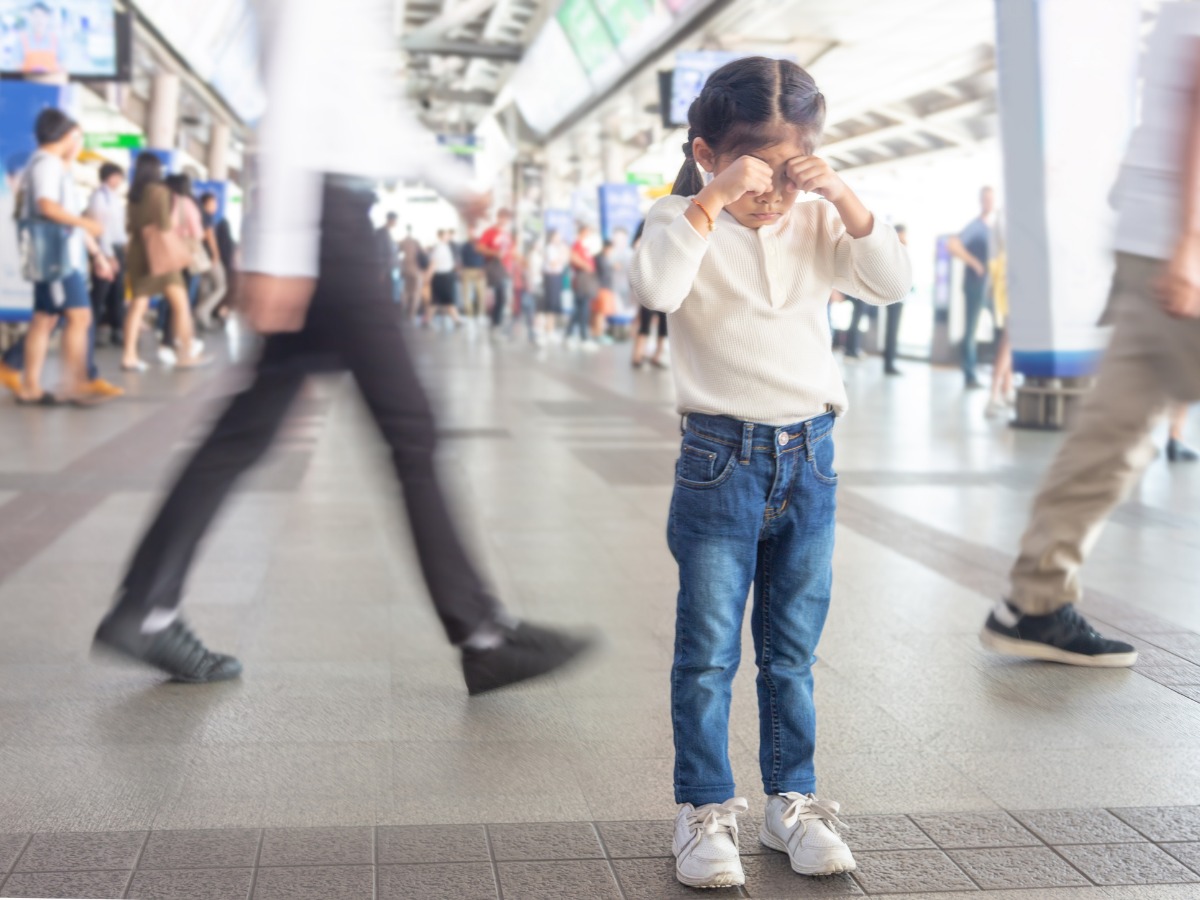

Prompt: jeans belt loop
[{"left": 740, "top": 422, "right": 754, "bottom": 464}]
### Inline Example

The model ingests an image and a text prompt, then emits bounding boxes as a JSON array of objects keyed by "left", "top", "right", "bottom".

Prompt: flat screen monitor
[
  {"left": 0, "top": 0, "right": 117, "bottom": 78},
  {"left": 669, "top": 50, "right": 741, "bottom": 128}
]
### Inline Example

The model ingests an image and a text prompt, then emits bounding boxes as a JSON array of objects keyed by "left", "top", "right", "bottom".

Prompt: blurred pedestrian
[
  {"left": 426, "top": 228, "right": 463, "bottom": 328},
  {"left": 981, "top": 2, "right": 1200, "bottom": 667},
  {"left": 883, "top": 224, "right": 908, "bottom": 375},
  {"left": 459, "top": 226, "right": 488, "bottom": 320},
  {"left": 947, "top": 186, "right": 996, "bottom": 389},
  {"left": 4, "top": 109, "right": 114, "bottom": 405},
  {"left": 591, "top": 238, "right": 618, "bottom": 341},
  {"left": 478, "top": 208, "right": 513, "bottom": 331},
  {"left": 376, "top": 211, "right": 402, "bottom": 303},
  {"left": 985, "top": 221, "right": 1014, "bottom": 417},
  {"left": 88, "top": 161, "right": 127, "bottom": 346},
  {"left": 629, "top": 221, "right": 668, "bottom": 369},
  {"left": 399, "top": 225, "right": 423, "bottom": 317},
  {"left": 92, "top": 0, "right": 593, "bottom": 692},
  {"left": 194, "top": 192, "right": 228, "bottom": 330},
  {"left": 566, "top": 223, "right": 597, "bottom": 348},
  {"left": 539, "top": 228, "right": 568, "bottom": 340},
  {"left": 121, "top": 156, "right": 206, "bottom": 371}
]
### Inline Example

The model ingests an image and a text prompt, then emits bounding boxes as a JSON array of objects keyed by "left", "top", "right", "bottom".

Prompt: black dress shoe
[
  {"left": 93, "top": 615, "right": 243, "bottom": 683},
  {"left": 1167, "top": 438, "right": 1199, "bottom": 463},
  {"left": 462, "top": 621, "right": 595, "bottom": 696},
  {"left": 885, "top": 367, "right": 903, "bottom": 376}
]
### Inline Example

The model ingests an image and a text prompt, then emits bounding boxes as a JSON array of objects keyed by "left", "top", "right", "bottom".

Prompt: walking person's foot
[
  {"left": 122, "top": 359, "right": 149, "bottom": 372},
  {"left": 965, "top": 377, "right": 984, "bottom": 390},
  {"left": 460, "top": 620, "right": 596, "bottom": 696},
  {"left": 673, "top": 797, "right": 748, "bottom": 889},
  {"left": 885, "top": 366, "right": 903, "bottom": 376},
  {"left": 760, "top": 793, "right": 856, "bottom": 876},
  {"left": 93, "top": 613, "right": 243, "bottom": 683},
  {"left": 85, "top": 378, "right": 125, "bottom": 399},
  {"left": 980, "top": 601, "right": 1138, "bottom": 667},
  {"left": 0, "top": 362, "right": 22, "bottom": 395},
  {"left": 1167, "top": 437, "right": 1199, "bottom": 463}
]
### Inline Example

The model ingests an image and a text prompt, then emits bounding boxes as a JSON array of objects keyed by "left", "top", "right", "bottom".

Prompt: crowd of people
[
  {"left": 0, "top": 109, "right": 235, "bottom": 407},
  {"left": 372, "top": 209, "right": 671, "bottom": 361}
]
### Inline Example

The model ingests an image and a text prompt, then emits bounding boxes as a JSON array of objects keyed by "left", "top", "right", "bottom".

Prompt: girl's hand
[
  {"left": 706, "top": 156, "right": 775, "bottom": 208},
  {"left": 786, "top": 156, "right": 847, "bottom": 203}
]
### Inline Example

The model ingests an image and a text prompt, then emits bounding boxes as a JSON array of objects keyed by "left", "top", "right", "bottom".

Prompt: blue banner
[{"left": 598, "top": 183, "right": 641, "bottom": 241}]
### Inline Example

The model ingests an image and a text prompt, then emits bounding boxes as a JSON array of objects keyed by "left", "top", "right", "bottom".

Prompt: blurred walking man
[
  {"left": 982, "top": 3, "right": 1200, "bottom": 667},
  {"left": 93, "top": 0, "right": 592, "bottom": 693}
]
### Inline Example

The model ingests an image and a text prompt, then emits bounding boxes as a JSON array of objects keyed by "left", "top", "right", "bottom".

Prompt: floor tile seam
[
  {"left": 482, "top": 823, "right": 503, "bottom": 900},
  {"left": 584, "top": 819, "right": 630, "bottom": 900},
  {"left": 3, "top": 835, "right": 32, "bottom": 877},
  {"left": 953, "top": 841, "right": 1097, "bottom": 890},
  {"left": 1150, "top": 840, "right": 1200, "bottom": 879},
  {"left": 241, "top": 827, "right": 265, "bottom": 900},
  {"left": 876, "top": 820, "right": 986, "bottom": 893}
]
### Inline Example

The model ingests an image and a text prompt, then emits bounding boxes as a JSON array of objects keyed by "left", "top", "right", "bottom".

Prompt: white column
[
  {"left": 995, "top": 0, "right": 1141, "bottom": 394},
  {"left": 208, "top": 122, "right": 231, "bottom": 181},
  {"left": 146, "top": 72, "right": 180, "bottom": 150}
]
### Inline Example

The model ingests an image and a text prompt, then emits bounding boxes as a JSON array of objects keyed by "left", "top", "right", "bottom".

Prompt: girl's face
[{"left": 704, "top": 129, "right": 810, "bottom": 230}]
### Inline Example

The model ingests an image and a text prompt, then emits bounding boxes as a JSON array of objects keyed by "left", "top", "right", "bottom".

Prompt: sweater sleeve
[
  {"left": 827, "top": 203, "right": 913, "bottom": 306},
  {"left": 629, "top": 195, "right": 711, "bottom": 313}
]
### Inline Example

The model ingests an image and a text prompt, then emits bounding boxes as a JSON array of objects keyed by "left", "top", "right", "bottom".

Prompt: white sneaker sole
[
  {"left": 673, "top": 842, "right": 745, "bottom": 889},
  {"left": 979, "top": 628, "right": 1138, "bottom": 668},
  {"left": 759, "top": 828, "right": 857, "bottom": 876}
]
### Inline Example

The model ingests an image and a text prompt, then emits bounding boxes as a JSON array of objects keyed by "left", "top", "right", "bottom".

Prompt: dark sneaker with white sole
[
  {"left": 462, "top": 621, "right": 595, "bottom": 696},
  {"left": 93, "top": 615, "right": 243, "bottom": 683},
  {"left": 980, "top": 601, "right": 1138, "bottom": 668}
]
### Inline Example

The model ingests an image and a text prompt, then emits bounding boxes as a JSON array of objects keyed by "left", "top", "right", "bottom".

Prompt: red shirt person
[{"left": 477, "top": 209, "right": 514, "bottom": 327}]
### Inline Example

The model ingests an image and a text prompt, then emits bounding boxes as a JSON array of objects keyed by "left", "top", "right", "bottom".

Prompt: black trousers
[
  {"left": 844, "top": 297, "right": 872, "bottom": 357},
  {"left": 883, "top": 302, "right": 903, "bottom": 371},
  {"left": 91, "top": 244, "right": 127, "bottom": 335},
  {"left": 113, "top": 180, "right": 500, "bottom": 645}
]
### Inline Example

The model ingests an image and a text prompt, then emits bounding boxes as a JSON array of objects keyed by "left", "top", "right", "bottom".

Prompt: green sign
[
  {"left": 627, "top": 172, "right": 664, "bottom": 186},
  {"left": 84, "top": 133, "right": 145, "bottom": 150},
  {"left": 557, "top": 0, "right": 618, "bottom": 74},
  {"left": 593, "top": 0, "right": 653, "bottom": 45}
]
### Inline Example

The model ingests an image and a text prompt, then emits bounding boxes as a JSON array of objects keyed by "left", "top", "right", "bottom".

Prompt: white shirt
[
  {"left": 1113, "top": 2, "right": 1200, "bottom": 260},
  {"left": 244, "top": 0, "right": 472, "bottom": 278},
  {"left": 87, "top": 184, "right": 126, "bottom": 257},
  {"left": 543, "top": 241, "right": 569, "bottom": 274},
  {"left": 26, "top": 150, "right": 87, "bottom": 274},
  {"left": 431, "top": 240, "right": 456, "bottom": 274},
  {"left": 631, "top": 195, "right": 912, "bottom": 425}
]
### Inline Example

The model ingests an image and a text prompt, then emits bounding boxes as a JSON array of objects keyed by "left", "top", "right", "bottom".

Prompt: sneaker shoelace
[
  {"left": 778, "top": 793, "right": 844, "bottom": 834},
  {"left": 688, "top": 797, "right": 749, "bottom": 841},
  {"left": 160, "top": 621, "right": 217, "bottom": 674}
]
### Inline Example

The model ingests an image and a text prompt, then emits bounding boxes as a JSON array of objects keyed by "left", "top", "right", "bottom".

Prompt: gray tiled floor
[{"left": 1, "top": 333, "right": 1199, "bottom": 898}]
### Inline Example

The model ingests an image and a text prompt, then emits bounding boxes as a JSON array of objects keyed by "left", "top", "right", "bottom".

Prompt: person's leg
[
  {"left": 632, "top": 308, "right": 649, "bottom": 365},
  {"left": 195, "top": 265, "right": 227, "bottom": 329},
  {"left": 165, "top": 283, "right": 203, "bottom": 365},
  {"left": 668, "top": 419, "right": 763, "bottom": 807},
  {"left": 59, "top": 300, "right": 93, "bottom": 398},
  {"left": 653, "top": 313, "right": 669, "bottom": 365},
  {"left": 0, "top": 333, "right": 26, "bottom": 394},
  {"left": 962, "top": 284, "right": 984, "bottom": 386},
  {"left": 884, "top": 301, "right": 902, "bottom": 373},
  {"left": 751, "top": 417, "right": 837, "bottom": 799},
  {"left": 123, "top": 296, "right": 149, "bottom": 368},
  {"left": 20, "top": 308, "right": 58, "bottom": 400},
  {"left": 1167, "top": 405, "right": 1198, "bottom": 462},
  {"left": 844, "top": 299, "right": 866, "bottom": 357}
]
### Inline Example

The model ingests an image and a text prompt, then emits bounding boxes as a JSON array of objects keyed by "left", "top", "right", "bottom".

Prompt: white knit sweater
[{"left": 630, "top": 194, "right": 912, "bottom": 425}]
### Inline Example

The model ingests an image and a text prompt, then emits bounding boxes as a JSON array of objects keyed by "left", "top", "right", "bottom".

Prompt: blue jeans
[
  {"left": 565, "top": 289, "right": 591, "bottom": 341},
  {"left": 962, "top": 282, "right": 986, "bottom": 383},
  {"left": 668, "top": 410, "right": 838, "bottom": 806}
]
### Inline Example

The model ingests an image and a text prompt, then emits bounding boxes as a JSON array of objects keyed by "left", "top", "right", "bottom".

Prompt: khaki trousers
[
  {"left": 1010, "top": 253, "right": 1200, "bottom": 614},
  {"left": 460, "top": 268, "right": 487, "bottom": 318}
]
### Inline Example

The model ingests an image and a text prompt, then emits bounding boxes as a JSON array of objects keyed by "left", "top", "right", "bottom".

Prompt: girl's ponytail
[{"left": 672, "top": 132, "right": 706, "bottom": 198}]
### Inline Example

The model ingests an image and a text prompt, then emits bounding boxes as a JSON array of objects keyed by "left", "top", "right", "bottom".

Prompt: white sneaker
[
  {"left": 985, "top": 399, "right": 1008, "bottom": 419},
  {"left": 760, "top": 793, "right": 856, "bottom": 876},
  {"left": 673, "top": 797, "right": 748, "bottom": 889}
]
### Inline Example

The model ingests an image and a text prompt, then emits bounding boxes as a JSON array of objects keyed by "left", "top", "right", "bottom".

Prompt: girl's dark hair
[
  {"left": 129, "top": 153, "right": 164, "bottom": 204},
  {"left": 165, "top": 173, "right": 193, "bottom": 197},
  {"left": 34, "top": 108, "right": 78, "bottom": 146},
  {"left": 673, "top": 56, "right": 825, "bottom": 198}
]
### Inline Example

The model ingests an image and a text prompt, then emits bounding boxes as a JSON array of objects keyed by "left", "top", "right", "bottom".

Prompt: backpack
[{"left": 14, "top": 153, "right": 73, "bottom": 283}]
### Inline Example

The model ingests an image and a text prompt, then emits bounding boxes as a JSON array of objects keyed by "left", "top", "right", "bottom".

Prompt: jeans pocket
[
  {"left": 807, "top": 433, "right": 839, "bottom": 486},
  {"left": 676, "top": 434, "right": 738, "bottom": 490}
]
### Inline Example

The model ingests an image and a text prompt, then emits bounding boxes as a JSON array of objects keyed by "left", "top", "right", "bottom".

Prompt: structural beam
[{"left": 403, "top": 36, "right": 523, "bottom": 60}]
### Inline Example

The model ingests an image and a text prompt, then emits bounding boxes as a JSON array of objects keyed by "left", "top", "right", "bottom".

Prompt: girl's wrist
[{"left": 696, "top": 183, "right": 729, "bottom": 214}]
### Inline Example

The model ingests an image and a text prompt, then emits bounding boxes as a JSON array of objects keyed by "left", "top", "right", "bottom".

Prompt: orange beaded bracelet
[{"left": 690, "top": 197, "right": 716, "bottom": 232}]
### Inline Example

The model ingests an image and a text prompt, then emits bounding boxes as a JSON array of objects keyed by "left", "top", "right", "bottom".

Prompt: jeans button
[{"left": 778, "top": 432, "right": 789, "bottom": 446}]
